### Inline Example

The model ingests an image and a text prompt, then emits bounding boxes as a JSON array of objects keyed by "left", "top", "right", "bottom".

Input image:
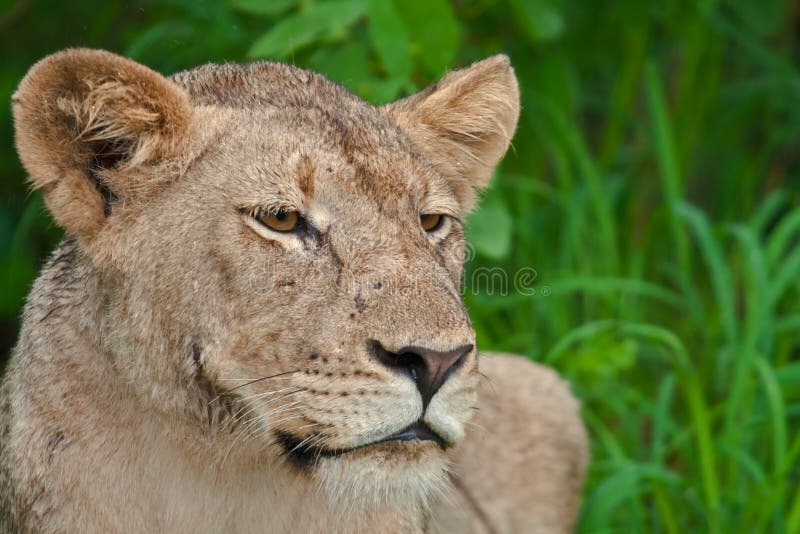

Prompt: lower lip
[
  {"left": 278, "top": 422, "right": 447, "bottom": 467},
  {"left": 380, "top": 422, "right": 446, "bottom": 448}
]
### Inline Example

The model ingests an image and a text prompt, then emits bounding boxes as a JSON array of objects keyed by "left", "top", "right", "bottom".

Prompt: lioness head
[{"left": 12, "top": 49, "right": 519, "bottom": 506}]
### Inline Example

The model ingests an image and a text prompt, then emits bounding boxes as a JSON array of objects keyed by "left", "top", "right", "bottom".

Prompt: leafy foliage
[{"left": 1, "top": 0, "right": 799, "bottom": 530}]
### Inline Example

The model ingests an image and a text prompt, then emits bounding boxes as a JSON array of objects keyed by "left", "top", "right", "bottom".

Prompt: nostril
[
  {"left": 368, "top": 340, "right": 425, "bottom": 381},
  {"left": 404, "top": 357, "right": 420, "bottom": 382},
  {"left": 398, "top": 351, "right": 426, "bottom": 383},
  {"left": 368, "top": 339, "right": 407, "bottom": 373},
  {"left": 368, "top": 339, "right": 389, "bottom": 367}
]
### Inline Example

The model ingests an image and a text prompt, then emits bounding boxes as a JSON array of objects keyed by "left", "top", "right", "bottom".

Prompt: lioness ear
[
  {"left": 382, "top": 54, "right": 520, "bottom": 211},
  {"left": 12, "top": 48, "right": 192, "bottom": 237}
]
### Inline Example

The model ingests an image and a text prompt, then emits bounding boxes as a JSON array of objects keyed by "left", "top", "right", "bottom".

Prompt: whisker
[
  {"left": 294, "top": 422, "right": 322, "bottom": 431},
  {"left": 218, "top": 376, "right": 298, "bottom": 382},
  {"left": 247, "top": 401, "right": 304, "bottom": 423},
  {"left": 241, "top": 413, "right": 307, "bottom": 451},
  {"left": 220, "top": 410, "right": 306, "bottom": 468},
  {"left": 268, "top": 414, "right": 308, "bottom": 428},
  {"left": 227, "top": 369, "right": 301, "bottom": 393},
  {"left": 289, "top": 432, "right": 322, "bottom": 455},
  {"left": 222, "top": 389, "right": 304, "bottom": 432},
  {"left": 209, "top": 377, "right": 301, "bottom": 407},
  {"left": 235, "top": 386, "right": 303, "bottom": 405},
  {"left": 217, "top": 376, "right": 346, "bottom": 464}
]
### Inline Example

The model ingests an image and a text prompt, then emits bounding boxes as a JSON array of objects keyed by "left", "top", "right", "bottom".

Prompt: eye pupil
[{"left": 275, "top": 211, "right": 288, "bottom": 221}]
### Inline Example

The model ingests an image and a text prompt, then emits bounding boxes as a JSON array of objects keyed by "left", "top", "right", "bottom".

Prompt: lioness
[{"left": 1, "top": 49, "right": 587, "bottom": 533}]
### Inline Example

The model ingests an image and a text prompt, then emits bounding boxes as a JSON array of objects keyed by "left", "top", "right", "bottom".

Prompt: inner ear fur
[
  {"left": 382, "top": 54, "right": 520, "bottom": 212},
  {"left": 12, "top": 48, "right": 193, "bottom": 236}
]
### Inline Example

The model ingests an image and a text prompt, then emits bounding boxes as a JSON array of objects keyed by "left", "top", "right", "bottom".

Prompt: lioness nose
[{"left": 370, "top": 341, "right": 473, "bottom": 407}]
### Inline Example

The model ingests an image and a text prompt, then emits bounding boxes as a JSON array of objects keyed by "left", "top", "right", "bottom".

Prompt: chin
[{"left": 307, "top": 440, "right": 453, "bottom": 511}]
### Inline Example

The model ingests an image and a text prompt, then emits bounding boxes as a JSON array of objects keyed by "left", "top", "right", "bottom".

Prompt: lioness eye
[
  {"left": 420, "top": 213, "right": 444, "bottom": 232},
  {"left": 257, "top": 209, "right": 301, "bottom": 232}
]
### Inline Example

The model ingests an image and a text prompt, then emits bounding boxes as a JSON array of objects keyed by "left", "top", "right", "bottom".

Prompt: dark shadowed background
[{"left": 1, "top": 0, "right": 799, "bottom": 531}]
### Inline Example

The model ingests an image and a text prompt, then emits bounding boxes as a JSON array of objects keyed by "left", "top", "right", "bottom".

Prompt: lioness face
[
  {"left": 13, "top": 50, "right": 518, "bottom": 502},
  {"left": 177, "top": 117, "right": 477, "bottom": 494}
]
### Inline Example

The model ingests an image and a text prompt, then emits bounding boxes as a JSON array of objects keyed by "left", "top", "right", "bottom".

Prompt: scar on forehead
[{"left": 296, "top": 155, "right": 315, "bottom": 200}]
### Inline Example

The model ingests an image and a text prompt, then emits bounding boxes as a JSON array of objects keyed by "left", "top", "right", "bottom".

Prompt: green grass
[{"left": 1, "top": 0, "right": 798, "bottom": 531}]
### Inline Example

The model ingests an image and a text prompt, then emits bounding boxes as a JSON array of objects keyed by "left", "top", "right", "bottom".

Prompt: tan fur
[{"left": 2, "top": 49, "right": 587, "bottom": 533}]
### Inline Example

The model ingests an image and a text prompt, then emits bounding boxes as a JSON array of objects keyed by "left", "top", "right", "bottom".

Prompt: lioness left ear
[
  {"left": 382, "top": 54, "right": 520, "bottom": 212},
  {"left": 12, "top": 48, "right": 193, "bottom": 237}
]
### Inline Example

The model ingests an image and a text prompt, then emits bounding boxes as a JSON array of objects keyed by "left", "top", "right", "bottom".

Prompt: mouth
[{"left": 277, "top": 421, "right": 447, "bottom": 467}]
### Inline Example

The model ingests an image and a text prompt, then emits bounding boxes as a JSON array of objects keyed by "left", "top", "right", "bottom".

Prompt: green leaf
[
  {"left": 307, "top": 40, "right": 372, "bottom": 94},
  {"left": 567, "top": 335, "right": 638, "bottom": 382},
  {"left": 466, "top": 196, "right": 513, "bottom": 260},
  {"left": 775, "top": 362, "right": 800, "bottom": 387},
  {"left": 728, "top": 0, "right": 782, "bottom": 36},
  {"left": 549, "top": 276, "right": 682, "bottom": 309},
  {"left": 357, "top": 78, "right": 405, "bottom": 104},
  {"left": 0, "top": 257, "right": 35, "bottom": 316},
  {"left": 527, "top": 55, "right": 577, "bottom": 117},
  {"left": 677, "top": 202, "right": 738, "bottom": 345},
  {"left": 393, "top": 0, "right": 460, "bottom": 77},
  {"left": 248, "top": 1, "right": 367, "bottom": 59},
  {"left": 125, "top": 20, "right": 194, "bottom": 61},
  {"left": 367, "top": 0, "right": 412, "bottom": 80},
  {"left": 230, "top": 0, "right": 298, "bottom": 17},
  {"left": 509, "top": 0, "right": 564, "bottom": 42},
  {"left": 581, "top": 462, "right": 682, "bottom": 531}
]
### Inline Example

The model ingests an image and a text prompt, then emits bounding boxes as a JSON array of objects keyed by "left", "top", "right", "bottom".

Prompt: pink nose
[{"left": 370, "top": 341, "right": 474, "bottom": 407}]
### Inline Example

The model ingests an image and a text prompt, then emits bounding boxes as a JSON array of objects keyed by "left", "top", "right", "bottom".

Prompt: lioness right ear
[
  {"left": 382, "top": 55, "right": 520, "bottom": 213},
  {"left": 12, "top": 48, "right": 193, "bottom": 237}
]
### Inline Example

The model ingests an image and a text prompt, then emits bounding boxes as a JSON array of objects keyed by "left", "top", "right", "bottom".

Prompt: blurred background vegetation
[{"left": 1, "top": 0, "right": 799, "bottom": 531}]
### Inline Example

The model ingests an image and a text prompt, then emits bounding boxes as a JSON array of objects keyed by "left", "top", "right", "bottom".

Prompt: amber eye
[
  {"left": 420, "top": 213, "right": 444, "bottom": 232},
  {"left": 257, "top": 209, "right": 301, "bottom": 232}
]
